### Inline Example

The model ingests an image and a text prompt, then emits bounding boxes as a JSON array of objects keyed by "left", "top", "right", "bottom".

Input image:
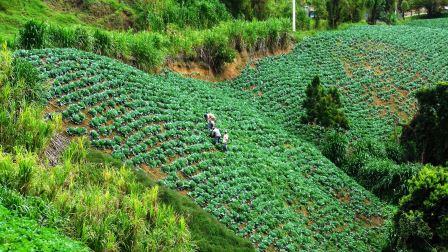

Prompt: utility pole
[{"left": 292, "top": 0, "right": 296, "bottom": 32}]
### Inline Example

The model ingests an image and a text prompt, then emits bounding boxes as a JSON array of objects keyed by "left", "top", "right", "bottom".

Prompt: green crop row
[{"left": 17, "top": 48, "right": 393, "bottom": 251}]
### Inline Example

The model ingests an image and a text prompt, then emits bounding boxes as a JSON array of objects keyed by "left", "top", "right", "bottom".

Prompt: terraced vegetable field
[
  {"left": 229, "top": 22, "right": 448, "bottom": 141},
  {"left": 405, "top": 17, "right": 448, "bottom": 29},
  {"left": 17, "top": 48, "right": 392, "bottom": 251}
]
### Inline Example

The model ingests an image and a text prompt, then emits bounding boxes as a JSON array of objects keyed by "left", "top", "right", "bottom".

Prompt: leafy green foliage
[
  {"left": 17, "top": 48, "right": 392, "bottom": 251},
  {"left": 392, "top": 165, "right": 448, "bottom": 250},
  {"left": 18, "top": 20, "right": 46, "bottom": 50},
  {"left": 0, "top": 44, "right": 60, "bottom": 152},
  {"left": 302, "top": 76, "right": 349, "bottom": 129},
  {"left": 321, "top": 130, "right": 348, "bottom": 166},
  {"left": 0, "top": 205, "right": 88, "bottom": 251},
  {"left": 15, "top": 18, "right": 292, "bottom": 72},
  {"left": 0, "top": 140, "right": 195, "bottom": 252},
  {"left": 401, "top": 83, "right": 448, "bottom": 165},
  {"left": 200, "top": 33, "right": 236, "bottom": 73}
]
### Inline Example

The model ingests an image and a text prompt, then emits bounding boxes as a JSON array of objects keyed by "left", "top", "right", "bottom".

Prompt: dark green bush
[
  {"left": 302, "top": 76, "right": 349, "bottom": 129},
  {"left": 391, "top": 165, "right": 448, "bottom": 250},
  {"left": 130, "top": 34, "right": 167, "bottom": 71},
  {"left": 74, "top": 27, "right": 93, "bottom": 51},
  {"left": 200, "top": 33, "right": 236, "bottom": 73},
  {"left": 359, "top": 158, "right": 421, "bottom": 202},
  {"left": 18, "top": 20, "right": 46, "bottom": 50},
  {"left": 321, "top": 130, "right": 347, "bottom": 167},
  {"left": 401, "top": 82, "right": 448, "bottom": 165},
  {"left": 93, "top": 30, "right": 112, "bottom": 56},
  {"left": 47, "top": 26, "right": 76, "bottom": 48}
]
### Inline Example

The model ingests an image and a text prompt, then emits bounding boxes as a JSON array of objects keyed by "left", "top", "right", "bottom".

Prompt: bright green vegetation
[
  {"left": 17, "top": 48, "right": 393, "bottom": 251},
  {"left": 12, "top": 18, "right": 292, "bottom": 73},
  {"left": 0, "top": 46, "right": 253, "bottom": 251},
  {"left": 391, "top": 165, "right": 448, "bottom": 250},
  {"left": 0, "top": 136, "right": 195, "bottom": 251},
  {"left": 87, "top": 149, "right": 255, "bottom": 252},
  {"left": 0, "top": 42, "right": 61, "bottom": 153},
  {"left": 0, "top": 0, "right": 87, "bottom": 42},
  {"left": 0, "top": 204, "right": 89, "bottom": 251},
  {"left": 227, "top": 21, "right": 448, "bottom": 201}
]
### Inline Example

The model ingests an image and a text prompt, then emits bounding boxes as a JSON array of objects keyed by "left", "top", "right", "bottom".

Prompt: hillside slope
[
  {"left": 17, "top": 48, "right": 392, "bottom": 251},
  {"left": 228, "top": 21, "right": 448, "bottom": 142},
  {"left": 0, "top": 204, "right": 88, "bottom": 251}
]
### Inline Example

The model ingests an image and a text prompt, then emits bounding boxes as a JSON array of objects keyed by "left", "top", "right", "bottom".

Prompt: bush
[
  {"left": 321, "top": 130, "right": 347, "bottom": 167},
  {"left": 302, "top": 76, "right": 349, "bottom": 129},
  {"left": 11, "top": 58, "right": 45, "bottom": 102},
  {"left": 47, "top": 25, "right": 76, "bottom": 48},
  {"left": 74, "top": 27, "right": 93, "bottom": 51},
  {"left": 391, "top": 165, "right": 448, "bottom": 250},
  {"left": 0, "top": 46, "right": 60, "bottom": 152},
  {"left": 359, "top": 159, "right": 421, "bottom": 202},
  {"left": 18, "top": 20, "right": 46, "bottom": 50},
  {"left": 93, "top": 30, "right": 112, "bottom": 56},
  {"left": 199, "top": 33, "right": 236, "bottom": 73},
  {"left": 401, "top": 83, "right": 448, "bottom": 165},
  {"left": 130, "top": 34, "right": 167, "bottom": 71}
]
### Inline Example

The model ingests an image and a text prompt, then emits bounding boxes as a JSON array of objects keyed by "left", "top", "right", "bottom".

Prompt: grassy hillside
[
  {"left": 87, "top": 150, "right": 255, "bottom": 252},
  {"left": 17, "top": 48, "right": 393, "bottom": 251},
  {"left": 0, "top": 204, "right": 88, "bottom": 251},
  {"left": 0, "top": 0, "right": 88, "bottom": 41}
]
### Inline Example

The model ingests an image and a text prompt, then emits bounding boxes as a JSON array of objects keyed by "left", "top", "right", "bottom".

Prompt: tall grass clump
[
  {"left": 0, "top": 43, "right": 61, "bottom": 152},
  {"left": 16, "top": 18, "right": 293, "bottom": 73},
  {"left": 0, "top": 138, "right": 195, "bottom": 251},
  {"left": 18, "top": 20, "right": 46, "bottom": 50}
]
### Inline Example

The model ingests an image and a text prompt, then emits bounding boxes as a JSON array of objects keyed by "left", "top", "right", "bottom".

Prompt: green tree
[
  {"left": 401, "top": 83, "right": 448, "bottom": 165},
  {"left": 302, "top": 76, "right": 349, "bottom": 129},
  {"left": 327, "top": 0, "right": 342, "bottom": 28},
  {"left": 411, "top": 0, "right": 448, "bottom": 17},
  {"left": 366, "top": 0, "right": 386, "bottom": 24},
  {"left": 312, "top": 0, "right": 329, "bottom": 28},
  {"left": 392, "top": 165, "right": 448, "bottom": 250}
]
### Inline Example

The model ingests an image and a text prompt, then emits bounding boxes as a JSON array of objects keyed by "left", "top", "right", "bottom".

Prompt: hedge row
[{"left": 13, "top": 19, "right": 293, "bottom": 73}]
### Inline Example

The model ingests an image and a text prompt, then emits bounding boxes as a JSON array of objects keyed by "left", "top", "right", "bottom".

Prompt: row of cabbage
[
  {"left": 17, "top": 48, "right": 392, "bottom": 251},
  {"left": 228, "top": 23, "right": 448, "bottom": 141}
]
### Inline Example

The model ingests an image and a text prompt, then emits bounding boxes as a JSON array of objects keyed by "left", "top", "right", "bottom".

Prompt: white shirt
[
  {"left": 213, "top": 128, "right": 221, "bottom": 137},
  {"left": 222, "top": 134, "right": 229, "bottom": 143}
]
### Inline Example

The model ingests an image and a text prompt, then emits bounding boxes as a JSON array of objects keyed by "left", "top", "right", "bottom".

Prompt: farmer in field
[
  {"left": 212, "top": 126, "right": 221, "bottom": 145},
  {"left": 222, "top": 130, "right": 229, "bottom": 152},
  {"left": 205, "top": 112, "right": 216, "bottom": 130}
]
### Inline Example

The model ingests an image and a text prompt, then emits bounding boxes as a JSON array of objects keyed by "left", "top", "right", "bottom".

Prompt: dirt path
[{"left": 43, "top": 133, "right": 71, "bottom": 166}]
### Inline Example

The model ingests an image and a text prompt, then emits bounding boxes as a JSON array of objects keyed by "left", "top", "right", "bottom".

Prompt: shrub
[
  {"left": 11, "top": 58, "right": 45, "bottom": 102},
  {"left": 93, "top": 30, "right": 112, "bottom": 56},
  {"left": 391, "top": 165, "right": 448, "bottom": 250},
  {"left": 0, "top": 46, "right": 60, "bottom": 152},
  {"left": 359, "top": 159, "right": 421, "bottom": 202},
  {"left": 74, "top": 27, "right": 93, "bottom": 51},
  {"left": 401, "top": 82, "right": 448, "bottom": 165},
  {"left": 130, "top": 34, "right": 167, "bottom": 71},
  {"left": 302, "top": 76, "right": 349, "bottom": 129},
  {"left": 47, "top": 25, "right": 76, "bottom": 48},
  {"left": 199, "top": 33, "right": 236, "bottom": 73},
  {"left": 18, "top": 20, "right": 46, "bottom": 50},
  {"left": 321, "top": 130, "right": 347, "bottom": 166}
]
